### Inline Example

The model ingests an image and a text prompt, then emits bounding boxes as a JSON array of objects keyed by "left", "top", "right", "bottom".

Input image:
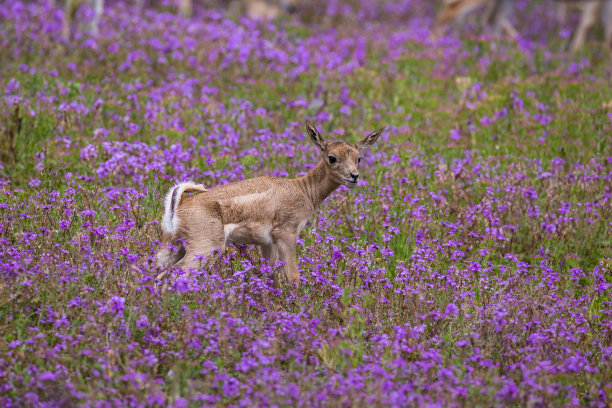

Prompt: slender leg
[
  {"left": 174, "top": 209, "right": 225, "bottom": 272},
  {"left": 488, "top": 0, "right": 516, "bottom": 38},
  {"left": 433, "top": 0, "right": 490, "bottom": 35},
  {"left": 156, "top": 245, "right": 177, "bottom": 266},
  {"left": 176, "top": 238, "right": 224, "bottom": 272},
  {"left": 179, "top": 0, "right": 192, "bottom": 17},
  {"left": 156, "top": 234, "right": 185, "bottom": 267},
  {"left": 275, "top": 235, "right": 299, "bottom": 284},
  {"left": 155, "top": 232, "right": 187, "bottom": 280},
  {"left": 556, "top": 2, "right": 568, "bottom": 24},
  {"left": 62, "top": 0, "right": 75, "bottom": 40},
  {"left": 482, "top": 0, "right": 496, "bottom": 28},
  {"left": 89, "top": 0, "right": 103, "bottom": 36},
  {"left": 569, "top": 1, "right": 599, "bottom": 51}
]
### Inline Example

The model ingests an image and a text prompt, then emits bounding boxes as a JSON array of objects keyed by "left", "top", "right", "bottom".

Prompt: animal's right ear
[
  {"left": 305, "top": 121, "right": 327, "bottom": 152},
  {"left": 355, "top": 128, "right": 384, "bottom": 153}
]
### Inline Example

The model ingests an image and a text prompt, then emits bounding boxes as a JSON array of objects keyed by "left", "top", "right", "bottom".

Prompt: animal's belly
[{"left": 224, "top": 223, "right": 273, "bottom": 246}]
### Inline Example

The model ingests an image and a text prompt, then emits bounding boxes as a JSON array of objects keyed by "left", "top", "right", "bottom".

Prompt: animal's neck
[{"left": 295, "top": 160, "right": 340, "bottom": 209}]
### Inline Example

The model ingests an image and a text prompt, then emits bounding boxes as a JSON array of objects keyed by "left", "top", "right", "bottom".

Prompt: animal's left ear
[
  {"left": 305, "top": 121, "right": 327, "bottom": 153},
  {"left": 355, "top": 128, "right": 384, "bottom": 153}
]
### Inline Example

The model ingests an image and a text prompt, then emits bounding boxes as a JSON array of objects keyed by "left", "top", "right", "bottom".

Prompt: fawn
[{"left": 156, "top": 122, "right": 383, "bottom": 284}]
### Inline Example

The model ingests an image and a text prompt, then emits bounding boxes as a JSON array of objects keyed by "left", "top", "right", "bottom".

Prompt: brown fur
[{"left": 156, "top": 121, "right": 383, "bottom": 284}]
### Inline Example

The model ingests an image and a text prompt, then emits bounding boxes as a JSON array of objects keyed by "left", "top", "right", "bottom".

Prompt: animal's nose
[
  {"left": 283, "top": 3, "right": 297, "bottom": 13},
  {"left": 350, "top": 173, "right": 359, "bottom": 181}
]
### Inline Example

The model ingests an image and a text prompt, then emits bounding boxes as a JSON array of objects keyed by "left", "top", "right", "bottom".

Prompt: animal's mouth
[{"left": 344, "top": 179, "right": 358, "bottom": 188}]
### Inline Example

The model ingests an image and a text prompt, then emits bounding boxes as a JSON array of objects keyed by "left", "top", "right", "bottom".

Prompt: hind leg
[
  {"left": 156, "top": 233, "right": 185, "bottom": 267},
  {"left": 569, "top": 1, "right": 599, "bottom": 51},
  {"left": 155, "top": 233, "right": 187, "bottom": 280},
  {"left": 175, "top": 209, "right": 226, "bottom": 272},
  {"left": 62, "top": 0, "right": 75, "bottom": 40},
  {"left": 156, "top": 243, "right": 185, "bottom": 267}
]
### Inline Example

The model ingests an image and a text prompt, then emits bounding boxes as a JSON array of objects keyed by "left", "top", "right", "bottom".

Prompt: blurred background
[{"left": 50, "top": 0, "right": 612, "bottom": 51}]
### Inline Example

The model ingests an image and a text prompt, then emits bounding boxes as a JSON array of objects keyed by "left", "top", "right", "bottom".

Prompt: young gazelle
[{"left": 156, "top": 122, "right": 383, "bottom": 284}]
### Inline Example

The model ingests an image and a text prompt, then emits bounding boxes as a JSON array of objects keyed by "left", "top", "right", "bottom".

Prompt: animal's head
[{"left": 305, "top": 121, "right": 383, "bottom": 189}]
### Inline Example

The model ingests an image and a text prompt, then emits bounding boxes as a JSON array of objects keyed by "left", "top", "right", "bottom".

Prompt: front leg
[
  {"left": 569, "top": 1, "right": 599, "bottom": 51},
  {"left": 62, "top": 0, "right": 75, "bottom": 40},
  {"left": 274, "top": 235, "right": 300, "bottom": 284},
  {"left": 89, "top": 0, "right": 104, "bottom": 37},
  {"left": 488, "top": 0, "right": 517, "bottom": 38}
]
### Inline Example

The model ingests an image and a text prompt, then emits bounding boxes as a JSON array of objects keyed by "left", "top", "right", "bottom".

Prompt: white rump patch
[{"left": 161, "top": 182, "right": 207, "bottom": 235}]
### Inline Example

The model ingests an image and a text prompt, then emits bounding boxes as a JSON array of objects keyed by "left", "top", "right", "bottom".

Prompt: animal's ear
[
  {"left": 355, "top": 128, "right": 384, "bottom": 153},
  {"left": 305, "top": 121, "right": 327, "bottom": 152}
]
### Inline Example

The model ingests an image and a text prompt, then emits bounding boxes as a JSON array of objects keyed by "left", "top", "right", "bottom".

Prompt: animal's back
[
  {"left": 179, "top": 176, "right": 308, "bottom": 226},
  {"left": 193, "top": 176, "right": 282, "bottom": 201}
]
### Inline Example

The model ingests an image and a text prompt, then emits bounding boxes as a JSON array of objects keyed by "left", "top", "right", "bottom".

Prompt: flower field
[{"left": 1, "top": 0, "right": 611, "bottom": 406}]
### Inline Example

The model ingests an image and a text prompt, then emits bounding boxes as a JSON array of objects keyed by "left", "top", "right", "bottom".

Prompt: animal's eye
[{"left": 328, "top": 156, "right": 337, "bottom": 164}]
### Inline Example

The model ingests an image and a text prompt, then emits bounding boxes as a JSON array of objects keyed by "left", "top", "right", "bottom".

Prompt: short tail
[{"left": 161, "top": 182, "right": 207, "bottom": 235}]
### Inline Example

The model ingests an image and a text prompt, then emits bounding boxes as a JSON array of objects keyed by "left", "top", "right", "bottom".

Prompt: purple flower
[
  {"left": 444, "top": 303, "right": 459, "bottom": 317},
  {"left": 136, "top": 314, "right": 149, "bottom": 328},
  {"left": 38, "top": 371, "right": 58, "bottom": 381},
  {"left": 108, "top": 295, "right": 125, "bottom": 315},
  {"left": 80, "top": 144, "right": 98, "bottom": 161},
  {"left": 449, "top": 128, "right": 461, "bottom": 141}
]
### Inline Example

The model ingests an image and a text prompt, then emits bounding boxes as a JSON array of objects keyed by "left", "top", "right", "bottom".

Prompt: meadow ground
[{"left": 0, "top": 0, "right": 611, "bottom": 406}]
